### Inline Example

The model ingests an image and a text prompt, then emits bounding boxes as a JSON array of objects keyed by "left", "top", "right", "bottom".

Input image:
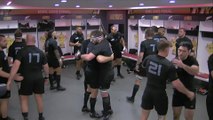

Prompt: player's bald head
[{"left": 26, "top": 34, "right": 36, "bottom": 44}]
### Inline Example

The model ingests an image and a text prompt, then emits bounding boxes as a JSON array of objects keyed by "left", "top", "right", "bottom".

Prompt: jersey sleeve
[
  {"left": 69, "top": 34, "right": 75, "bottom": 43},
  {"left": 8, "top": 45, "right": 14, "bottom": 57},
  {"left": 191, "top": 57, "right": 199, "bottom": 66},
  {"left": 15, "top": 49, "right": 23, "bottom": 62},
  {"left": 140, "top": 41, "right": 146, "bottom": 53},
  {"left": 168, "top": 64, "right": 178, "bottom": 82},
  {"left": 208, "top": 54, "right": 213, "bottom": 72},
  {"left": 0, "top": 55, "right": 2, "bottom": 69}
]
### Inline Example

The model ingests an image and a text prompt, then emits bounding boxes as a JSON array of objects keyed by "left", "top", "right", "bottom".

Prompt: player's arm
[
  {"left": 182, "top": 64, "right": 199, "bottom": 75},
  {"left": 69, "top": 35, "right": 77, "bottom": 47},
  {"left": 7, "top": 60, "right": 21, "bottom": 85},
  {"left": 0, "top": 67, "right": 10, "bottom": 78},
  {"left": 7, "top": 46, "right": 14, "bottom": 66},
  {"left": 96, "top": 53, "right": 114, "bottom": 63},
  {"left": 81, "top": 53, "right": 96, "bottom": 61},
  {"left": 43, "top": 64, "right": 49, "bottom": 78},
  {"left": 172, "top": 79, "right": 195, "bottom": 100},
  {"left": 169, "top": 65, "right": 195, "bottom": 100},
  {"left": 42, "top": 53, "right": 49, "bottom": 78}
]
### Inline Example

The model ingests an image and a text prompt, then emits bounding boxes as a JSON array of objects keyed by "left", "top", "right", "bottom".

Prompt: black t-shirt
[
  {"left": 208, "top": 54, "right": 213, "bottom": 95},
  {"left": 142, "top": 55, "right": 178, "bottom": 90},
  {"left": 81, "top": 39, "right": 90, "bottom": 54},
  {"left": 0, "top": 51, "right": 10, "bottom": 83},
  {"left": 70, "top": 32, "right": 84, "bottom": 53},
  {"left": 153, "top": 34, "right": 167, "bottom": 42},
  {"left": 107, "top": 32, "right": 123, "bottom": 53},
  {"left": 91, "top": 40, "right": 113, "bottom": 71},
  {"left": 86, "top": 42, "right": 98, "bottom": 70},
  {"left": 45, "top": 38, "right": 59, "bottom": 60},
  {"left": 8, "top": 40, "right": 26, "bottom": 61},
  {"left": 16, "top": 46, "right": 47, "bottom": 80},
  {"left": 140, "top": 39, "right": 158, "bottom": 61},
  {"left": 175, "top": 56, "right": 199, "bottom": 92},
  {"left": 175, "top": 36, "right": 193, "bottom": 56},
  {"left": 81, "top": 39, "right": 90, "bottom": 69}
]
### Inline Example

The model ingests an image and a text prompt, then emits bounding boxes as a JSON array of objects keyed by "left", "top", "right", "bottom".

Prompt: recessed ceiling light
[
  {"left": 54, "top": 3, "right": 60, "bottom": 7},
  {"left": 108, "top": 5, "right": 113, "bottom": 8},
  {"left": 76, "top": 5, "right": 80, "bottom": 8},
  {"left": 139, "top": 3, "right": 144, "bottom": 6},
  {"left": 169, "top": 0, "right": 175, "bottom": 3},
  {"left": 6, "top": 1, "right": 12, "bottom": 6},
  {"left": 61, "top": 0, "right": 67, "bottom": 3}
]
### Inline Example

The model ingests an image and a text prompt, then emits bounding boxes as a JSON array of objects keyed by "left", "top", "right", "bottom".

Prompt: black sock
[
  {"left": 90, "top": 98, "right": 97, "bottom": 113},
  {"left": 131, "top": 84, "right": 139, "bottom": 99},
  {"left": 22, "top": 112, "right": 28, "bottom": 118},
  {"left": 102, "top": 96, "right": 110, "bottom": 115},
  {"left": 117, "top": 65, "right": 121, "bottom": 75},
  {"left": 55, "top": 75, "right": 61, "bottom": 88},
  {"left": 39, "top": 113, "right": 43, "bottom": 118},
  {"left": 49, "top": 74, "right": 54, "bottom": 87},
  {"left": 83, "top": 92, "right": 91, "bottom": 107}
]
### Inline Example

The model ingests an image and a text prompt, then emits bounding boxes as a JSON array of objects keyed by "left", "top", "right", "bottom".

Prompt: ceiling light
[
  {"left": 139, "top": 3, "right": 144, "bottom": 6},
  {"left": 108, "top": 5, "right": 113, "bottom": 8},
  {"left": 76, "top": 5, "right": 80, "bottom": 8},
  {"left": 6, "top": 1, "right": 12, "bottom": 6},
  {"left": 169, "top": 0, "right": 175, "bottom": 3},
  {"left": 54, "top": 3, "right": 60, "bottom": 7},
  {"left": 61, "top": 0, "right": 67, "bottom": 3}
]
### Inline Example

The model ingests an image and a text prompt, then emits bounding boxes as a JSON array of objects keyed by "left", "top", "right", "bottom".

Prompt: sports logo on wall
[{"left": 206, "top": 42, "right": 213, "bottom": 55}]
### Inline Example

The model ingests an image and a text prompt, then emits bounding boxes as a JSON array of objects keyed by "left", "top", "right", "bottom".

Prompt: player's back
[{"left": 144, "top": 55, "right": 175, "bottom": 90}]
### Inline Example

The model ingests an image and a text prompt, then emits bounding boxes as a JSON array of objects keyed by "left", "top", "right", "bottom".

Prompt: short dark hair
[
  {"left": 157, "top": 39, "right": 172, "bottom": 51},
  {"left": 90, "top": 30, "right": 104, "bottom": 38},
  {"left": 179, "top": 28, "right": 186, "bottom": 33},
  {"left": 0, "top": 34, "right": 5, "bottom": 41},
  {"left": 145, "top": 28, "right": 154, "bottom": 38},
  {"left": 151, "top": 26, "right": 158, "bottom": 33},
  {"left": 179, "top": 41, "right": 193, "bottom": 50},
  {"left": 14, "top": 29, "right": 22, "bottom": 38},
  {"left": 47, "top": 30, "right": 54, "bottom": 40}
]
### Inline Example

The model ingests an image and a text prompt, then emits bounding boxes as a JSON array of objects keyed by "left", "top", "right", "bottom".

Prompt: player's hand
[
  {"left": 172, "top": 58, "right": 184, "bottom": 68},
  {"left": 75, "top": 51, "right": 81, "bottom": 60},
  {"left": 14, "top": 74, "right": 24, "bottom": 81},
  {"left": 59, "top": 59, "right": 63, "bottom": 67},
  {"left": 187, "top": 91, "right": 195, "bottom": 101},
  {"left": 135, "top": 64, "right": 140, "bottom": 72}
]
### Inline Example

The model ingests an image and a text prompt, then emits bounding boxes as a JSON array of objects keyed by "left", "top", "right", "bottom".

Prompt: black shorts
[
  {"left": 99, "top": 70, "right": 114, "bottom": 90},
  {"left": 206, "top": 94, "right": 213, "bottom": 120},
  {"left": 19, "top": 78, "right": 45, "bottom": 95},
  {"left": 172, "top": 91, "right": 196, "bottom": 109},
  {"left": 0, "top": 91, "right": 11, "bottom": 99},
  {"left": 134, "top": 65, "right": 146, "bottom": 77},
  {"left": 141, "top": 89, "right": 168, "bottom": 115},
  {"left": 85, "top": 67, "right": 99, "bottom": 89},
  {"left": 48, "top": 59, "right": 60, "bottom": 68},
  {"left": 114, "top": 52, "right": 122, "bottom": 59}
]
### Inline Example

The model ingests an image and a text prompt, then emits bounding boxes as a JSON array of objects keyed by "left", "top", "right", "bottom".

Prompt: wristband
[{"left": 44, "top": 77, "right": 49, "bottom": 79}]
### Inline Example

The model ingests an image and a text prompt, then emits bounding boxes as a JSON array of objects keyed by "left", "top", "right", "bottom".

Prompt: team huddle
[{"left": 0, "top": 26, "right": 212, "bottom": 120}]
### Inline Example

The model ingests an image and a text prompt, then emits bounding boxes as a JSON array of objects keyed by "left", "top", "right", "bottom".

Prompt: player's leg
[{"left": 55, "top": 66, "right": 66, "bottom": 91}]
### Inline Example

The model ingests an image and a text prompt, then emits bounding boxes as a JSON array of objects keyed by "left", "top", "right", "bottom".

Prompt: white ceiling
[{"left": 0, "top": 0, "right": 212, "bottom": 9}]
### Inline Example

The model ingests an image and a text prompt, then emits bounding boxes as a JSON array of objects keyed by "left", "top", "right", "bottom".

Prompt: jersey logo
[
  {"left": 75, "top": 37, "right": 79, "bottom": 40},
  {"left": 111, "top": 38, "right": 115, "bottom": 41}
]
